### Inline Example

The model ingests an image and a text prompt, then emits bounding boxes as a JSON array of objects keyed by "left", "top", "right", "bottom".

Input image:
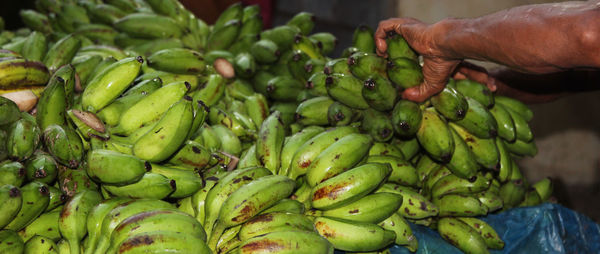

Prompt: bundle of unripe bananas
[{"left": 0, "top": 0, "right": 555, "bottom": 253}]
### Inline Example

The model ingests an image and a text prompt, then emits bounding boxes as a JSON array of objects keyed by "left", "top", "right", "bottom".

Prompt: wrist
[{"left": 429, "top": 17, "right": 474, "bottom": 59}]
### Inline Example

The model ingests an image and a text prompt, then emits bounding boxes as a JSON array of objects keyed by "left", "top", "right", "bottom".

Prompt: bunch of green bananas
[{"left": 0, "top": 0, "right": 557, "bottom": 253}]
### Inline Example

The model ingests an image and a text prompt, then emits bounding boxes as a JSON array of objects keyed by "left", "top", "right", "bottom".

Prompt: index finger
[{"left": 374, "top": 20, "right": 400, "bottom": 56}]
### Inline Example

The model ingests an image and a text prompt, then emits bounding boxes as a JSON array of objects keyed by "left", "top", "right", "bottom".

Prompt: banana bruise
[
  {"left": 0, "top": 185, "right": 22, "bottom": 229},
  {"left": 362, "top": 74, "right": 397, "bottom": 111},
  {"left": 321, "top": 192, "right": 403, "bottom": 223},
  {"left": 295, "top": 96, "right": 334, "bottom": 126},
  {"left": 367, "top": 155, "right": 419, "bottom": 187},
  {"left": 148, "top": 163, "right": 203, "bottom": 198},
  {"left": 6, "top": 113, "right": 41, "bottom": 161},
  {"left": 238, "top": 230, "right": 333, "bottom": 254},
  {"left": 203, "top": 166, "right": 272, "bottom": 237},
  {"left": 92, "top": 199, "right": 175, "bottom": 254},
  {"left": 209, "top": 175, "right": 295, "bottom": 250},
  {"left": 238, "top": 212, "right": 315, "bottom": 241},
  {"left": 42, "top": 125, "right": 84, "bottom": 169},
  {"left": 450, "top": 122, "right": 499, "bottom": 170},
  {"left": 103, "top": 172, "right": 176, "bottom": 200},
  {"left": 376, "top": 183, "right": 439, "bottom": 219},
  {"left": 386, "top": 57, "right": 423, "bottom": 89},
  {"left": 379, "top": 212, "right": 418, "bottom": 252},
  {"left": 325, "top": 73, "right": 370, "bottom": 109},
  {"left": 86, "top": 149, "right": 146, "bottom": 186},
  {"left": 167, "top": 140, "right": 213, "bottom": 171},
  {"left": 391, "top": 100, "right": 422, "bottom": 138},
  {"left": 417, "top": 108, "right": 454, "bottom": 163},
  {"left": 287, "top": 126, "right": 358, "bottom": 180},
  {"left": 114, "top": 231, "right": 210, "bottom": 254},
  {"left": 437, "top": 217, "right": 490, "bottom": 254},
  {"left": 361, "top": 108, "right": 395, "bottom": 142},
  {"left": 368, "top": 142, "right": 405, "bottom": 159},
  {"left": 147, "top": 48, "right": 205, "bottom": 74},
  {"left": 5, "top": 181, "right": 50, "bottom": 231},
  {"left": 306, "top": 133, "right": 373, "bottom": 186},
  {"left": 84, "top": 197, "right": 132, "bottom": 254},
  {"left": 352, "top": 24, "right": 375, "bottom": 53},
  {"left": 58, "top": 190, "right": 102, "bottom": 254},
  {"left": 57, "top": 166, "right": 98, "bottom": 198},
  {"left": 107, "top": 210, "right": 206, "bottom": 253},
  {"left": 278, "top": 125, "right": 324, "bottom": 176},
  {"left": 114, "top": 13, "right": 184, "bottom": 39},
  {"left": 81, "top": 56, "right": 143, "bottom": 112},
  {"left": 310, "top": 163, "right": 391, "bottom": 210},
  {"left": 314, "top": 216, "right": 395, "bottom": 252},
  {"left": 434, "top": 194, "right": 488, "bottom": 217}
]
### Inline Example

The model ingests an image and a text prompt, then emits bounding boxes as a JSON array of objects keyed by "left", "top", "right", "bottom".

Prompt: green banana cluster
[{"left": 0, "top": 0, "right": 556, "bottom": 253}]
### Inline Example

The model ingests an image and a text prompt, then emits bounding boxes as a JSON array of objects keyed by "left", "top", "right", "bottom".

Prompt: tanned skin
[{"left": 375, "top": 1, "right": 600, "bottom": 103}]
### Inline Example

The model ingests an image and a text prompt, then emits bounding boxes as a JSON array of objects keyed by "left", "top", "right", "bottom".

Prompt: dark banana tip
[
  {"left": 487, "top": 102, "right": 495, "bottom": 109},
  {"left": 293, "top": 53, "right": 302, "bottom": 62},
  {"left": 56, "top": 76, "right": 65, "bottom": 83},
  {"left": 9, "top": 187, "right": 20, "bottom": 198},
  {"left": 514, "top": 179, "right": 523, "bottom": 185},
  {"left": 294, "top": 34, "right": 302, "bottom": 43},
  {"left": 294, "top": 113, "right": 303, "bottom": 120},
  {"left": 198, "top": 100, "right": 209, "bottom": 112},
  {"left": 306, "top": 81, "right": 314, "bottom": 89},
  {"left": 399, "top": 121, "right": 410, "bottom": 131},
  {"left": 310, "top": 15, "right": 316, "bottom": 22},
  {"left": 316, "top": 41, "right": 323, "bottom": 49},
  {"left": 347, "top": 56, "right": 357, "bottom": 66},
  {"left": 456, "top": 109, "right": 466, "bottom": 118},
  {"left": 266, "top": 84, "right": 275, "bottom": 93},
  {"left": 386, "top": 60, "right": 395, "bottom": 68},
  {"left": 468, "top": 176, "right": 478, "bottom": 183},
  {"left": 153, "top": 77, "right": 163, "bottom": 85},
  {"left": 334, "top": 111, "right": 345, "bottom": 121},
  {"left": 18, "top": 167, "right": 25, "bottom": 177},
  {"left": 364, "top": 79, "right": 376, "bottom": 89},
  {"left": 323, "top": 66, "right": 332, "bottom": 75},
  {"left": 334, "top": 38, "right": 339, "bottom": 46},
  {"left": 169, "top": 180, "right": 177, "bottom": 189},
  {"left": 255, "top": 34, "right": 261, "bottom": 40},
  {"left": 192, "top": 146, "right": 202, "bottom": 154},
  {"left": 380, "top": 128, "right": 392, "bottom": 139},
  {"left": 440, "top": 153, "right": 452, "bottom": 163},
  {"left": 183, "top": 95, "right": 193, "bottom": 101},
  {"left": 34, "top": 168, "right": 47, "bottom": 178},
  {"left": 304, "top": 64, "right": 313, "bottom": 73},
  {"left": 144, "top": 161, "right": 152, "bottom": 171},
  {"left": 60, "top": 193, "right": 68, "bottom": 202},
  {"left": 386, "top": 31, "right": 397, "bottom": 37},
  {"left": 184, "top": 81, "right": 191, "bottom": 91},
  {"left": 39, "top": 185, "right": 49, "bottom": 195},
  {"left": 358, "top": 24, "right": 370, "bottom": 31},
  {"left": 489, "top": 129, "right": 498, "bottom": 138},
  {"left": 275, "top": 50, "right": 281, "bottom": 57},
  {"left": 325, "top": 76, "right": 334, "bottom": 85},
  {"left": 136, "top": 55, "right": 144, "bottom": 63}
]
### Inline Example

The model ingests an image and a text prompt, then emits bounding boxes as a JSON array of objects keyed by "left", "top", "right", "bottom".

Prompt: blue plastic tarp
[{"left": 389, "top": 203, "right": 600, "bottom": 254}]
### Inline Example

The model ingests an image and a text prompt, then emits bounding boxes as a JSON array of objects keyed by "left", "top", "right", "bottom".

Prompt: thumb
[{"left": 402, "top": 57, "right": 460, "bottom": 102}]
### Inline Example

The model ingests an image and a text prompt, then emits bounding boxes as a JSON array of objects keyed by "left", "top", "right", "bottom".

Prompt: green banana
[
  {"left": 387, "top": 57, "right": 423, "bottom": 89},
  {"left": 310, "top": 32, "right": 337, "bottom": 56},
  {"left": 244, "top": 93, "right": 270, "bottom": 129},
  {"left": 278, "top": 126, "right": 324, "bottom": 176},
  {"left": 6, "top": 113, "right": 41, "bottom": 161},
  {"left": 260, "top": 25, "right": 300, "bottom": 50},
  {"left": 390, "top": 100, "right": 422, "bottom": 138},
  {"left": 489, "top": 103, "right": 517, "bottom": 142},
  {"left": 386, "top": 32, "right": 417, "bottom": 60},
  {"left": 83, "top": 197, "right": 132, "bottom": 254},
  {"left": 391, "top": 137, "right": 420, "bottom": 160},
  {"left": 314, "top": 216, "right": 395, "bottom": 252},
  {"left": 476, "top": 188, "right": 504, "bottom": 212},
  {"left": 114, "top": 231, "right": 210, "bottom": 254},
  {"left": 348, "top": 52, "right": 387, "bottom": 80},
  {"left": 25, "top": 152, "right": 58, "bottom": 184},
  {"left": 532, "top": 177, "right": 553, "bottom": 201},
  {"left": 270, "top": 102, "right": 298, "bottom": 127},
  {"left": 0, "top": 185, "right": 22, "bottom": 228},
  {"left": 207, "top": 19, "right": 241, "bottom": 51},
  {"left": 450, "top": 122, "right": 499, "bottom": 170},
  {"left": 86, "top": 149, "right": 146, "bottom": 186},
  {"left": 457, "top": 217, "right": 504, "bottom": 250},
  {"left": 226, "top": 79, "right": 255, "bottom": 101},
  {"left": 324, "top": 58, "right": 352, "bottom": 76},
  {"left": 362, "top": 74, "right": 397, "bottom": 111},
  {"left": 238, "top": 13, "right": 263, "bottom": 39},
  {"left": 434, "top": 194, "right": 488, "bottom": 217},
  {"left": 260, "top": 198, "right": 305, "bottom": 214},
  {"left": 84, "top": 3, "right": 126, "bottom": 25},
  {"left": 58, "top": 190, "right": 102, "bottom": 254},
  {"left": 453, "top": 79, "right": 494, "bottom": 109},
  {"left": 238, "top": 212, "right": 315, "bottom": 241},
  {"left": 367, "top": 155, "right": 419, "bottom": 187},
  {"left": 325, "top": 73, "right": 369, "bottom": 109},
  {"left": 114, "top": 13, "right": 184, "bottom": 39},
  {"left": 0, "top": 161, "right": 26, "bottom": 187},
  {"left": 103, "top": 172, "right": 175, "bottom": 199},
  {"left": 42, "top": 125, "right": 83, "bottom": 169},
  {"left": 446, "top": 126, "right": 480, "bottom": 179},
  {"left": 81, "top": 56, "right": 143, "bottom": 112},
  {"left": 71, "top": 55, "right": 102, "bottom": 91},
  {"left": 212, "top": 124, "right": 243, "bottom": 156},
  {"left": 453, "top": 97, "right": 498, "bottom": 139},
  {"left": 255, "top": 111, "right": 285, "bottom": 173},
  {"left": 352, "top": 24, "right": 375, "bottom": 53},
  {"left": 416, "top": 108, "right": 454, "bottom": 162},
  {"left": 379, "top": 212, "right": 418, "bottom": 252},
  {"left": 23, "top": 235, "right": 58, "bottom": 254},
  {"left": 292, "top": 34, "right": 324, "bottom": 61},
  {"left": 266, "top": 76, "right": 304, "bottom": 101},
  {"left": 209, "top": 175, "right": 295, "bottom": 250},
  {"left": 431, "top": 173, "right": 490, "bottom": 198},
  {"left": 495, "top": 137, "right": 513, "bottom": 182},
  {"left": 0, "top": 58, "right": 50, "bottom": 88},
  {"left": 295, "top": 96, "right": 334, "bottom": 126},
  {"left": 368, "top": 142, "right": 404, "bottom": 158},
  {"left": 311, "top": 163, "right": 391, "bottom": 210},
  {"left": 504, "top": 138, "right": 538, "bottom": 157},
  {"left": 149, "top": 163, "right": 203, "bottom": 198},
  {"left": 238, "top": 144, "right": 260, "bottom": 168},
  {"left": 0, "top": 96, "right": 20, "bottom": 126},
  {"left": 193, "top": 73, "right": 225, "bottom": 107},
  {"left": 361, "top": 108, "right": 394, "bottom": 142},
  {"left": 0, "top": 229, "right": 24, "bottom": 254},
  {"left": 43, "top": 34, "right": 81, "bottom": 73},
  {"left": 321, "top": 192, "right": 403, "bottom": 223},
  {"left": 19, "top": 10, "right": 52, "bottom": 35},
  {"left": 44, "top": 185, "right": 67, "bottom": 211},
  {"left": 147, "top": 48, "right": 205, "bottom": 74},
  {"left": 36, "top": 74, "right": 66, "bottom": 131},
  {"left": 250, "top": 39, "right": 280, "bottom": 64},
  {"left": 21, "top": 31, "right": 47, "bottom": 61},
  {"left": 494, "top": 95, "right": 533, "bottom": 122},
  {"left": 431, "top": 83, "right": 468, "bottom": 121},
  {"left": 306, "top": 133, "right": 372, "bottom": 186},
  {"left": 287, "top": 126, "right": 357, "bottom": 180},
  {"left": 437, "top": 217, "right": 489, "bottom": 254},
  {"left": 238, "top": 230, "right": 333, "bottom": 254},
  {"left": 499, "top": 179, "right": 527, "bottom": 209},
  {"left": 504, "top": 106, "right": 534, "bottom": 142},
  {"left": 5, "top": 181, "right": 50, "bottom": 231},
  {"left": 191, "top": 171, "right": 223, "bottom": 225},
  {"left": 83, "top": 56, "right": 117, "bottom": 89},
  {"left": 327, "top": 101, "right": 356, "bottom": 126},
  {"left": 233, "top": 52, "right": 256, "bottom": 78},
  {"left": 376, "top": 183, "right": 439, "bottom": 219},
  {"left": 57, "top": 166, "right": 98, "bottom": 198}
]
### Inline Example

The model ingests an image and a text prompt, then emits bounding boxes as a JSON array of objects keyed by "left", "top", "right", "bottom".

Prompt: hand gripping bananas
[{"left": 0, "top": 2, "right": 551, "bottom": 254}]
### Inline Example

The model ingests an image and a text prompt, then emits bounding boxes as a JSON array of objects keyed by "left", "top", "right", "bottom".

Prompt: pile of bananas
[{"left": 0, "top": 0, "right": 555, "bottom": 253}]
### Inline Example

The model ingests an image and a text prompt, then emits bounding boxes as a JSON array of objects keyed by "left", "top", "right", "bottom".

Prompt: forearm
[{"left": 428, "top": 1, "right": 600, "bottom": 73}]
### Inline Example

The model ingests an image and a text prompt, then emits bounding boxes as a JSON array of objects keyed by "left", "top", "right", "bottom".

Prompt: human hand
[{"left": 375, "top": 18, "right": 460, "bottom": 102}]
